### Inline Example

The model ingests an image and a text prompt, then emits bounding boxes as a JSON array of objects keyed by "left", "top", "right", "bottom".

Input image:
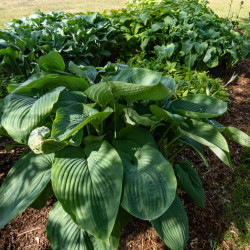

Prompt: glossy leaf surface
[
  {"left": 51, "top": 142, "right": 123, "bottom": 241},
  {"left": 2, "top": 87, "right": 64, "bottom": 144},
  {"left": 0, "top": 152, "right": 54, "bottom": 228},
  {"left": 113, "top": 139, "right": 176, "bottom": 220},
  {"left": 175, "top": 160, "right": 205, "bottom": 207},
  {"left": 151, "top": 195, "right": 189, "bottom": 250}
]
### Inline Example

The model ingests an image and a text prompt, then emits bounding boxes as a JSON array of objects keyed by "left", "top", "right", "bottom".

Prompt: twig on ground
[{"left": 17, "top": 227, "right": 41, "bottom": 237}]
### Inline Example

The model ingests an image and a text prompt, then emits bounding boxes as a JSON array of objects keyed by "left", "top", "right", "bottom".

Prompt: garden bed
[{"left": 0, "top": 58, "right": 249, "bottom": 250}]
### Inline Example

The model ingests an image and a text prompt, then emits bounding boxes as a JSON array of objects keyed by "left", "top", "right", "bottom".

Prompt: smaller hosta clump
[{"left": 0, "top": 52, "right": 249, "bottom": 250}]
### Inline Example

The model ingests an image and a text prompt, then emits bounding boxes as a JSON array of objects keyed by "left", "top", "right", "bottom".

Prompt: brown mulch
[{"left": 0, "top": 59, "right": 249, "bottom": 250}]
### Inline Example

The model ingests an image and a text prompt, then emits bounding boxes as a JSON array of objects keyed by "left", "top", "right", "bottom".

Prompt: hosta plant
[
  {"left": 109, "top": 0, "right": 250, "bottom": 69},
  {"left": 0, "top": 11, "right": 117, "bottom": 76},
  {"left": 0, "top": 52, "right": 249, "bottom": 249}
]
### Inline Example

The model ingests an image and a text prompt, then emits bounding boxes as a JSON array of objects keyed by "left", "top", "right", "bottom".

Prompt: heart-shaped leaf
[
  {"left": 85, "top": 80, "right": 171, "bottom": 106},
  {"left": 51, "top": 142, "right": 123, "bottom": 241},
  {"left": 113, "top": 139, "right": 176, "bottom": 220}
]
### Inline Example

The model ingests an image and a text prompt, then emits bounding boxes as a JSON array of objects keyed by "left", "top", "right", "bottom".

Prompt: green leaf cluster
[
  {"left": 0, "top": 52, "right": 249, "bottom": 249},
  {"left": 0, "top": 11, "right": 117, "bottom": 76},
  {"left": 109, "top": 0, "right": 250, "bottom": 69}
]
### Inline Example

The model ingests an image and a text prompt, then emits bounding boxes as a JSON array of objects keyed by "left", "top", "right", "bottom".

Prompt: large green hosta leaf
[
  {"left": 151, "top": 195, "right": 189, "bottom": 250},
  {"left": 47, "top": 201, "right": 94, "bottom": 250},
  {"left": 0, "top": 152, "right": 54, "bottom": 228},
  {"left": 110, "top": 80, "right": 171, "bottom": 105},
  {"left": 179, "top": 119, "right": 232, "bottom": 167},
  {"left": 52, "top": 103, "right": 113, "bottom": 141},
  {"left": 47, "top": 202, "right": 132, "bottom": 250},
  {"left": 85, "top": 81, "right": 171, "bottom": 107},
  {"left": 170, "top": 94, "right": 227, "bottom": 118},
  {"left": 38, "top": 51, "right": 65, "bottom": 72},
  {"left": 175, "top": 160, "right": 205, "bottom": 207},
  {"left": 110, "top": 67, "right": 162, "bottom": 85},
  {"left": 13, "top": 73, "right": 89, "bottom": 94},
  {"left": 51, "top": 142, "right": 123, "bottom": 241},
  {"left": 2, "top": 87, "right": 64, "bottom": 144},
  {"left": 113, "top": 139, "right": 176, "bottom": 220}
]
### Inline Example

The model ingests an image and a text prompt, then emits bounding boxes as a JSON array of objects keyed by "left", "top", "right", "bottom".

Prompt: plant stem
[
  {"left": 108, "top": 82, "right": 117, "bottom": 139},
  {"left": 169, "top": 144, "right": 187, "bottom": 162},
  {"left": 113, "top": 101, "right": 117, "bottom": 139},
  {"left": 158, "top": 124, "right": 173, "bottom": 146},
  {"left": 166, "top": 135, "right": 180, "bottom": 149},
  {"left": 86, "top": 124, "right": 91, "bottom": 136}
]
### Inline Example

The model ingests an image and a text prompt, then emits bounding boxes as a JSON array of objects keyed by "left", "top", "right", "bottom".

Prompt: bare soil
[{"left": 0, "top": 59, "right": 249, "bottom": 250}]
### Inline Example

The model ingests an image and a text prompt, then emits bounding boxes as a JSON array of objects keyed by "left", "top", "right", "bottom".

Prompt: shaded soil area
[{"left": 0, "top": 59, "right": 249, "bottom": 249}]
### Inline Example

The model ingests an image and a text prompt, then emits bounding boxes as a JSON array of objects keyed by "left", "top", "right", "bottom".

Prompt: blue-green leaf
[
  {"left": 175, "top": 160, "right": 205, "bottom": 207},
  {"left": 151, "top": 195, "right": 189, "bottom": 250},
  {"left": 0, "top": 152, "right": 54, "bottom": 228},
  {"left": 51, "top": 142, "right": 123, "bottom": 241},
  {"left": 113, "top": 140, "right": 176, "bottom": 220},
  {"left": 2, "top": 87, "right": 64, "bottom": 144}
]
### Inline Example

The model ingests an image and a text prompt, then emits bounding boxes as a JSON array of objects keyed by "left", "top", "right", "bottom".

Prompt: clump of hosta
[{"left": 0, "top": 52, "right": 249, "bottom": 250}]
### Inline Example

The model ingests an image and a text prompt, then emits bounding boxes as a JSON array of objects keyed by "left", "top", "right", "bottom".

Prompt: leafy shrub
[
  {"left": 0, "top": 52, "right": 249, "bottom": 249},
  {"left": 109, "top": 0, "right": 250, "bottom": 69},
  {"left": 0, "top": 11, "right": 117, "bottom": 76}
]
